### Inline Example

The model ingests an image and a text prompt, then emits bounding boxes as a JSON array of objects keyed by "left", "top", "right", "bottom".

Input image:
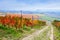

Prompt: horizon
[{"left": 0, "top": 0, "right": 60, "bottom": 18}]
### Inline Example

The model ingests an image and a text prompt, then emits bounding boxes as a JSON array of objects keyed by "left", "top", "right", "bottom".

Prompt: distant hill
[{"left": 0, "top": 10, "right": 60, "bottom": 21}]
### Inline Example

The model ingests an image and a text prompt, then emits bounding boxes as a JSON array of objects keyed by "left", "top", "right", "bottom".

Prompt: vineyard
[
  {"left": 52, "top": 20, "right": 60, "bottom": 40},
  {"left": 0, "top": 14, "right": 46, "bottom": 40},
  {"left": 0, "top": 14, "right": 60, "bottom": 40}
]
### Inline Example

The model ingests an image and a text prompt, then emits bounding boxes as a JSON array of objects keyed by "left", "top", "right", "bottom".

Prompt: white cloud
[{"left": 0, "top": 0, "right": 60, "bottom": 11}]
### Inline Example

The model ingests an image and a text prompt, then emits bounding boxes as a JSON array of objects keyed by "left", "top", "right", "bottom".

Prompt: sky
[{"left": 0, "top": 0, "right": 60, "bottom": 11}]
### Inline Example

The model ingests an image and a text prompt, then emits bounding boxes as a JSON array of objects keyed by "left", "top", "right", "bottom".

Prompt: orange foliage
[
  {"left": 54, "top": 22, "right": 60, "bottom": 27},
  {"left": 0, "top": 14, "right": 46, "bottom": 29}
]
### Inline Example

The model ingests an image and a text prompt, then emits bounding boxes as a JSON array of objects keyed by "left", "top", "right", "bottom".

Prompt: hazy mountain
[{"left": 0, "top": 10, "right": 60, "bottom": 19}]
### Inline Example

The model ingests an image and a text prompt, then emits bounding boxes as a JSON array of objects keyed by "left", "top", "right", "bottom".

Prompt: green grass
[
  {"left": 33, "top": 27, "right": 50, "bottom": 40},
  {"left": 0, "top": 24, "right": 45, "bottom": 40},
  {"left": 0, "top": 24, "right": 23, "bottom": 40},
  {"left": 53, "top": 26, "right": 60, "bottom": 40},
  {"left": 33, "top": 25, "right": 45, "bottom": 30}
]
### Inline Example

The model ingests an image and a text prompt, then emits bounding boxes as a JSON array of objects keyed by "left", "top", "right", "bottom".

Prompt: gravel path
[
  {"left": 22, "top": 26, "right": 49, "bottom": 40},
  {"left": 22, "top": 21, "right": 54, "bottom": 40}
]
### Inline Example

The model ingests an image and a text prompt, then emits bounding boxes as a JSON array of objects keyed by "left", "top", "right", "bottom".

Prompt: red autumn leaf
[
  {"left": 1, "top": 18, "right": 10, "bottom": 25},
  {"left": 9, "top": 19, "right": 16, "bottom": 26},
  {"left": 26, "top": 21, "right": 33, "bottom": 26}
]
